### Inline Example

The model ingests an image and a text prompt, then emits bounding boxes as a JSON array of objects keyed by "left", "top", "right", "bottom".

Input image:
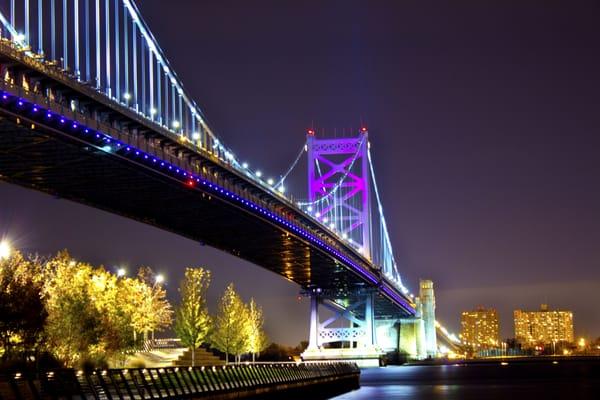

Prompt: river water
[{"left": 332, "top": 359, "right": 599, "bottom": 400}]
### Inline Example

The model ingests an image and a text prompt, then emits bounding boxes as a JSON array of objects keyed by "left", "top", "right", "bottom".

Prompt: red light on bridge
[
  {"left": 307, "top": 129, "right": 315, "bottom": 136},
  {"left": 361, "top": 127, "right": 368, "bottom": 133},
  {"left": 187, "top": 180, "right": 195, "bottom": 187}
]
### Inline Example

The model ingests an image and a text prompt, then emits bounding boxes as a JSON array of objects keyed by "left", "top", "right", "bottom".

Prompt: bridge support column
[
  {"left": 301, "top": 290, "right": 384, "bottom": 367},
  {"left": 307, "top": 294, "right": 319, "bottom": 351},
  {"left": 365, "top": 292, "right": 376, "bottom": 348},
  {"left": 420, "top": 280, "right": 437, "bottom": 358}
]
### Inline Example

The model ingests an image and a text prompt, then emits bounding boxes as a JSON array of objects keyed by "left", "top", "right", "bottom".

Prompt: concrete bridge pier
[{"left": 302, "top": 290, "right": 384, "bottom": 367}]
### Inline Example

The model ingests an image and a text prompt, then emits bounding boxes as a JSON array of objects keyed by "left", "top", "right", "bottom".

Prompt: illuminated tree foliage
[
  {"left": 0, "top": 251, "right": 47, "bottom": 361},
  {"left": 43, "top": 252, "right": 106, "bottom": 367},
  {"left": 134, "top": 267, "right": 173, "bottom": 341},
  {"left": 42, "top": 253, "right": 172, "bottom": 367},
  {"left": 211, "top": 283, "right": 248, "bottom": 363},
  {"left": 245, "top": 298, "right": 269, "bottom": 362},
  {"left": 174, "top": 268, "right": 212, "bottom": 366}
]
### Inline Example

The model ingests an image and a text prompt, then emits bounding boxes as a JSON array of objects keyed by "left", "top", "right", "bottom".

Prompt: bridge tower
[
  {"left": 306, "top": 129, "right": 372, "bottom": 259},
  {"left": 302, "top": 129, "right": 384, "bottom": 366},
  {"left": 419, "top": 280, "right": 438, "bottom": 358}
]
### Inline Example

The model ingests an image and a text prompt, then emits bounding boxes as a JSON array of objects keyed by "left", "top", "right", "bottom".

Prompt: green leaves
[
  {"left": 1, "top": 250, "right": 174, "bottom": 367},
  {"left": 175, "top": 268, "right": 212, "bottom": 365}
]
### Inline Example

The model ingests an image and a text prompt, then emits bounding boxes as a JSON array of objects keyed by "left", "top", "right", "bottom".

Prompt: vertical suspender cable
[
  {"left": 170, "top": 83, "right": 175, "bottom": 128},
  {"left": 141, "top": 42, "right": 145, "bottom": 113},
  {"left": 25, "top": 0, "right": 29, "bottom": 46},
  {"left": 178, "top": 94, "right": 183, "bottom": 134},
  {"left": 51, "top": 0, "right": 55, "bottom": 59},
  {"left": 149, "top": 50, "right": 153, "bottom": 119},
  {"left": 123, "top": 5, "right": 128, "bottom": 96},
  {"left": 74, "top": 0, "right": 80, "bottom": 78},
  {"left": 114, "top": 0, "right": 119, "bottom": 99},
  {"left": 156, "top": 59, "right": 161, "bottom": 123},
  {"left": 132, "top": 22, "right": 137, "bottom": 109},
  {"left": 191, "top": 109, "right": 196, "bottom": 136},
  {"left": 10, "top": 0, "right": 14, "bottom": 40},
  {"left": 85, "top": 0, "right": 90, "bottom": 82},
  {"left": 37, "top": 0, "right": 42, "bottom": 54},
  {"left": 63, "top": 0, "right": 67, "bottom": 69},
  {"left": 164, "top": 70, "right": 169, "bottom": 125},
  {"left": 105, "top": 0, "right": 110, "bottom": 96},
  {"left": 95, "top": 0, "right": 100, "bottom": 88}
]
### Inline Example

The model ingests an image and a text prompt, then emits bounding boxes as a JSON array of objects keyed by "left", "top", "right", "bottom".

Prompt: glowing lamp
[{"left": 0, "top": 240, "right": 12, "bottom": 260}]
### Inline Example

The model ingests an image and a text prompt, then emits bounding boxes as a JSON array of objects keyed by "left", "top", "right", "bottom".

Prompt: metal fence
[{"left": 0, "top": 362, "right": 360, "bottom": 399}]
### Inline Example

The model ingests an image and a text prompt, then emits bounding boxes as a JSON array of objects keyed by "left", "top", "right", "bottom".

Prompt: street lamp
[
  {"left": 0, "top": 240, "right": 12, "bottom": 260},
  {"left": 117, "top": 268, "right": 126, "bottom": 278},
  {"left": 155, "top": 274, "right": 165, "bottom": 285}
]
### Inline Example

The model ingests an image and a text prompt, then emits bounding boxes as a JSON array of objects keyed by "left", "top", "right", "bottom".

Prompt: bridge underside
[{"left": 0, "top": 111, "right": 409, "bottom": 318}]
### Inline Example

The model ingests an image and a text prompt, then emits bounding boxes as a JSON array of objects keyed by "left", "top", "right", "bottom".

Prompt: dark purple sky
[{"left": 2, "top": 0, "right": 600, "bottom": 344}]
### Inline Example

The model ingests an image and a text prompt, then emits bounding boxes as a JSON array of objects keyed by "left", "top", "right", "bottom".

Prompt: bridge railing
[{"left": 1, "top": 363, "right": 360, "bottom": 399}]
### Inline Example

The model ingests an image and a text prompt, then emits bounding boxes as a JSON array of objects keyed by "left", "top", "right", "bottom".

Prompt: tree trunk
[
  {"left": 225, "top": 352, "right": 229, "bottom": 364},
  {"left": 252, "top": 352, "right": 255, "bottom": 363},
  {"left": 192, "top": 347, "right": 195, "bottom": 367}
]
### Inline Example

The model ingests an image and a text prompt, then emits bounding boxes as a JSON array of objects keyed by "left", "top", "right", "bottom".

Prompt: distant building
[
  {"left": 514, "top": 304, "right": 574, "bottom": 348},
  {"left": 460, "top": 306, "right": 499, "bottom": 349}
]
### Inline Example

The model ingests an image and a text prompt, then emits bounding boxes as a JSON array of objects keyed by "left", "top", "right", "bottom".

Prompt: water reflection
[{"left": 332, "top": 363, "right": 598, "bottom": 400}]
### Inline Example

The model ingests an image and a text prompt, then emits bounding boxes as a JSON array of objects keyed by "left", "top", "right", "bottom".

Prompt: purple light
[
  {"left": 46, "top": 113, "right": 51, "bottom": 118},
  {"left": 72, "top": 124, "right": 78, "bottom": 129},
  {"left": 2, "top": 95, "right": 7, "bottom": 99},
  {"left": 33, "top": 107, "right": 38, "bottom": 112},
  {"left": 18, "top": 101, "right": 23, "bottom": 106},
  {"left": 60, "top": 118, "right": 65, "bottom": 124}
]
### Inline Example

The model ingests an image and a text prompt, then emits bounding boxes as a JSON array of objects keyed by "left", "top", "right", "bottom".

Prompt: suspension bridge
[{"left": 0, "top": 0, "right": 459, "bottom": 364}]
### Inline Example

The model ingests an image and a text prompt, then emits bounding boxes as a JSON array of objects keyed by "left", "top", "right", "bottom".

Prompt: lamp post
[{"left": 117, "top": 268, "right": 126, "bottom": 278}]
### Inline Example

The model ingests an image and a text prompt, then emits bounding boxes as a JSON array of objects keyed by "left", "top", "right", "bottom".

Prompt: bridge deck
[{"left": 0, "top": 43, "right": 414, "bottom": 318}]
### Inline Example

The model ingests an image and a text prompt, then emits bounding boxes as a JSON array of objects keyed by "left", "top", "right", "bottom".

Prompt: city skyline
[{"left": 1, "top": 0, "right": 599, "bottom": 344}]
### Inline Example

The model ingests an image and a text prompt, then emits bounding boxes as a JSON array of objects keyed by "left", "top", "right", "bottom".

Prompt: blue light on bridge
[{"left": 0, "top": 90, "right": 414, "bottom": 313}]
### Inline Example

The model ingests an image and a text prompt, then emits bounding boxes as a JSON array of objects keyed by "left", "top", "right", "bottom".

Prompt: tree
[
  {"left": 43, "top": 252, "right": 162, "bottom": 367},
  {"left": 245, "top": 298, "right": 269, "bottom": 362},
  {"left": 211, "top": 283, "right": 248, "bottom": 363},
  {"left": 0, "top": 251, "right": 47, "bottom": 361},
  {"left": 43, "top": 252, "right": 104, "bottom": 367},
  {"left": 134, "top": 267, "right": 173, "bottom": 342},
  {"left": 174, "top": 268, "right": 212, "bottom": 366}
]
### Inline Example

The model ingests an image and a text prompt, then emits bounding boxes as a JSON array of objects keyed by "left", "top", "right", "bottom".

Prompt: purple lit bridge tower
[
  {"left": 307, "top": 128, "right": 372, "bottom": 259},
  {"left": 301, "top": 128, "right": 438, "bottom": 364}
]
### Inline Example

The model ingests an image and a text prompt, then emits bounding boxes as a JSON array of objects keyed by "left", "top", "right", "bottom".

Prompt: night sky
[{"left": 1, "top": 1, "right": 600, "bottom": 344}]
